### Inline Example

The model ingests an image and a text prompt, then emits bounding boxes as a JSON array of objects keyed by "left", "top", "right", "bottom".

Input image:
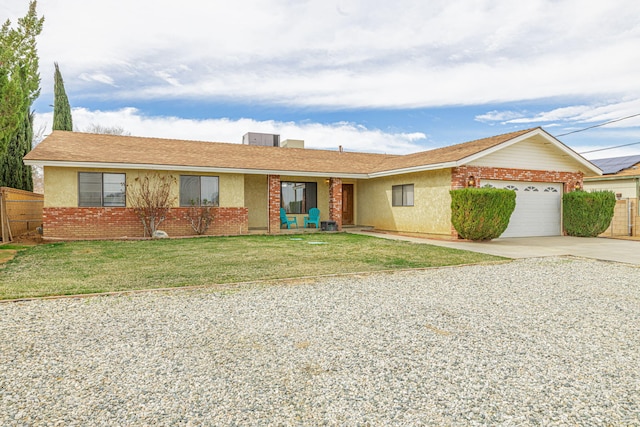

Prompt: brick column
[
  {"left": 329, "top": 177, "right": 343, "bottom": 231},
  {"left": 268, "top": 175, "right": 281, "bottom": 234}
]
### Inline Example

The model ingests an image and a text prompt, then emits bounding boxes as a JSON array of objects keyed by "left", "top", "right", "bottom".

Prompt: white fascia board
[
  {"left": 457, "top": 128, "right": 603, "bottom": 176},
  {"left": 367, "top": 162, "right": 458, "bottom": 178},
  {"left": 23, "top": 160, "right": 369, "bottom": 179},
  {"left": 584, "top": 175, "right": 639, "bottom": 182}
]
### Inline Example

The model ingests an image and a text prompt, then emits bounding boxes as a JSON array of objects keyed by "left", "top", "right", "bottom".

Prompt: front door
[{"left": 342, "top": 184, "right": 354, "bottom": 225}]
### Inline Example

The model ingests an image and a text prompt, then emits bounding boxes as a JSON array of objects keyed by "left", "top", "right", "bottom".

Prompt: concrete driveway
[
  {"left": 426, "top": 236, "right": 640, "bottom": 265},
  {"left": 350, "top": 231, "right": 640, "bottom": 265}
]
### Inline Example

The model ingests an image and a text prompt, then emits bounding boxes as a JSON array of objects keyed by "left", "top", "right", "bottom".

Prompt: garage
[{"left": 481, "top": 180, "right": 563, "bottom": 238}]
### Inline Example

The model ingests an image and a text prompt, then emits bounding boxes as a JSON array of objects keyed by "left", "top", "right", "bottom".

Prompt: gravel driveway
[{"left": 1, "top": 257, "right": 639, "bottom": 426}]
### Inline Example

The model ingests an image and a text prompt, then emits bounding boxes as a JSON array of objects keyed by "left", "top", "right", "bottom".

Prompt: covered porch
[{"left": 244, "top": 174, "right": 356, "bottom": 234}]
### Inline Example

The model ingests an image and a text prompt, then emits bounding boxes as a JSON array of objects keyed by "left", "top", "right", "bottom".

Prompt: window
[
  {"left": 180, "top": 175, "right": 219, "bottom": 206},
  {"left": 78, "top": 172, "right": 126, "bottom": 207},
  {"left": 392, "top": 184, "right": 414, "bottom": 206},
  {"left": 281, "top": 182, "right": 317, "bottom": 214}
]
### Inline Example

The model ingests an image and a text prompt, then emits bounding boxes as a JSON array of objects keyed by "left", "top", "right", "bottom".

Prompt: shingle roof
[
  {"left": 24, "top": 127, "right": 570, "bottom": 176},
  {"left": 589, "top": 154, "right": 640, "bottom": 175},
  {"left": 24, "top": 131, "right": 393, "bottom": 175}
]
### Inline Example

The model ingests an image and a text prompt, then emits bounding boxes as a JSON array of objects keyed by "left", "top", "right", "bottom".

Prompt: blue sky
[{"left": 4, "top": 0, "right": 640, "bottom": 159}]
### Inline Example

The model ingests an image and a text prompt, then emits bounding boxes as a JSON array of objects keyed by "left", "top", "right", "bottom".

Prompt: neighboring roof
[
  {"left": 589, "top": 154, "right": 640, "bottom": 175},
  {"left": 24, "top": 128, "right": 600, "bottom": 178}
]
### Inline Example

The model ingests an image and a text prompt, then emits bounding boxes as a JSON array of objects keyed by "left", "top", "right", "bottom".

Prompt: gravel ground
[{"left": 1, "top": 257, "right": 639, "bottom": 426}]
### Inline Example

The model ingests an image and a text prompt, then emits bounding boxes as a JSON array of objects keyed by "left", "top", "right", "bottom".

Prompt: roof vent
[{"left": 242, "top": 132, "right": 280, "bottom": 147}]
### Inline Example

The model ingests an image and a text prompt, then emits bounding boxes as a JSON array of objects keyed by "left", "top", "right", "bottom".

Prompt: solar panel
[{"left": 590, "top": 154, "right": 640, "bottom": 175}]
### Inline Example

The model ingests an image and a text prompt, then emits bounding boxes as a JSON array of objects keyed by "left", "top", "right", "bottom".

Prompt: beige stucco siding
[
  {"left": 244, "top": 175, "right": 268, "bottom": 228},
  {"left": 469, "top": 134, "right": 584, "bottom": 172},
  {"left": 219, "top": 173, "right": 244, "bottom": 207},
  {"left": 357, "top": 169, "right": 452, "bottom": 235},
  {"left": 43, "top": 167, "right": 244, "bottom": 208},
  {"left": 44, "top": 167, "right": 78, "bottom": 207}
]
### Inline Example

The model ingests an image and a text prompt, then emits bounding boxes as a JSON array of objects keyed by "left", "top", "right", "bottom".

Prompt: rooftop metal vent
[{"left": 242, "top": 132, "right": 280, "bottom": 147}]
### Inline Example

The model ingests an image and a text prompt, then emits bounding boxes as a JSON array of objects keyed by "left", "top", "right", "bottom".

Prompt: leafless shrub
[
  {"left": 127, "top": 173, "right": 176, "bottom": 237},
  {"left": 186, "top": 202, "right": 213, "bottom": 235}
]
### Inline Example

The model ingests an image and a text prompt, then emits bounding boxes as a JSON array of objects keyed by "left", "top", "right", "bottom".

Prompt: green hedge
[
  {"left": 450, "top": 188, "right": 516, "bottom": 240},
  {"left": 563, "top": 190, "right": 616, "bottom": 237}
]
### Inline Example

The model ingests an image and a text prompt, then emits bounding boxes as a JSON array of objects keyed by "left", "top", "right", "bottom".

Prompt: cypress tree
[
  {"left": 52, "top": 62, "right": 72, "bottom": 131},
  {"left": 0, "top": 1, "right": 43, "bottom": 190},
  {"left": 0, "top": 110, "right": 33, "bottom": 190}
]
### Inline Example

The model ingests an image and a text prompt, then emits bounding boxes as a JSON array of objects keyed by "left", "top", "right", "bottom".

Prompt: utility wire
[
  {"left": 579, "top": 140, "right": 640, "bottom": 154},
  {"left": 555, "top": 112, "right": 640, "bottom": 137}
]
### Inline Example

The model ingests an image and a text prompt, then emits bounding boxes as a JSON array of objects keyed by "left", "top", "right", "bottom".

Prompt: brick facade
[
  {"left": 268, "top": 175, "right": 281, "bottom": 234},
  {"left": 451, "top": 166, "right": 583, "bottom": 192},
  {"left": 329, "top": 177, "right": 343, "bottom": 231},
  {"left": 42, "top": 207, "right": 248, "bottom": 240}
]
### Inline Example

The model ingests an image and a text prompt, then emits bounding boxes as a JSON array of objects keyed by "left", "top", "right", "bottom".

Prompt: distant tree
[
  {"left": 84, "top": 123, "right": 130, "bottom": 135},
  {"left": 52, "top": 62, "right": 72, "bottom": 131},
  {"left": 29, "top": 122, "right": 46, "bottom": 193},
  {"left": 0, "top": 0, "right": 43, "bottom": 190}
]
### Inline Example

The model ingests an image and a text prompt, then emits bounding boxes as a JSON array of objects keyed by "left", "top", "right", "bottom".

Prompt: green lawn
[{"left": 0, "top": 233, "right": 505, "bottom": 300}]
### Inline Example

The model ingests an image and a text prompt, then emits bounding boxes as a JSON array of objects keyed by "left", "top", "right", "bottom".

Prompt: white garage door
[{"left": 482, "top": 180, "right": 563, "bottom": 238}]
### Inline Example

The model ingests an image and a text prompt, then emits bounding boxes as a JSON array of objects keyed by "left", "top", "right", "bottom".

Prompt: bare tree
[
  {"left": 127, "top": 173, "right": 176, "bottom": 237},
  {"left": 84, "top": 123, "right": 131, "bottom": 136},
  {"left": 30, "top": 121, "right": 47, "bottom": 193}
]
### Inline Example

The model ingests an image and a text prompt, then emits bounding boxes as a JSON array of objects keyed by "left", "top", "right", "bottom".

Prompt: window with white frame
[
  {"left": 392, "top": 184, "right": 414, "bottom": 206},
  {"left": 78, "top": 172, "right": 126, "bottom": 207},
  {"left": 180, "top": 175, "right": 219, "bottom": 206}
]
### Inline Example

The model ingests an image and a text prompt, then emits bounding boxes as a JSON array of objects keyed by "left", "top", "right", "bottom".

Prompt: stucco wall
[
  {"left": 357, "top": 169, "right": 452, "bottom": 235},
  {"left": 43, "top": 167, "right": 244, "bottom": 208},
  {"left": 244, "top": 174, "right": 268, "bottom": 229}
]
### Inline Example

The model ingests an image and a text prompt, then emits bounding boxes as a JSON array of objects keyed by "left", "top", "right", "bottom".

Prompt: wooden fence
[{"left": 0, "top": 187, "right": 44, "bottom": 243}]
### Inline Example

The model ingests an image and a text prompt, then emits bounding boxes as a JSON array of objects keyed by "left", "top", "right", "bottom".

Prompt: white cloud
[
  {"left": 33, "top": 107, "right": 428, "bottom": 155},
  {"left": 78, "top": 73, "right": 116, "bottom": 86},
  {"left": 9, "top": 0, "right": 636, "bottom": 109},
  {"left": 475, "top": 99, "right": 640, "bottom": 129}
]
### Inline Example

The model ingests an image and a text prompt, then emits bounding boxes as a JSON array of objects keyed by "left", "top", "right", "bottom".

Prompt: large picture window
[
  {"left": 281, "top": 181, "right": 317, "bottom": 214},
  {"left": 180, "top": 175, "right": 219, "bottom": 206},
  {"left": 78, "top": 172, "right": 126, "bottom": 207},
  {"left": 392, "top": 184, "right": 414, "bottom": 207}
]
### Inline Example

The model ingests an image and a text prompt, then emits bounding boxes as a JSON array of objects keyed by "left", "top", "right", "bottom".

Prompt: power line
[
  {"left": 555, "top": 112, "right": 640, "bottom": 137},
  {"left": 579, "top": 140, "right": 640, "bottom": 154}
]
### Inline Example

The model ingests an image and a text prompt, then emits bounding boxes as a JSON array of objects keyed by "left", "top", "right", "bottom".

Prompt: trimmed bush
[
  {"left": 450, "top": 188, "right": 516, "bottom": 240},
  {"left": 563, "top": 190, "right": 616, "bottom": 237}
]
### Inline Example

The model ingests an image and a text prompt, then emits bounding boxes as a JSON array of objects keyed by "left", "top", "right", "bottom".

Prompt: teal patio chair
[
  {"left": 280, "top": 208, "right": 298, "bottom": 229},
  {"left": 304, "top": 208, "right": 321, "bottom": 229}
]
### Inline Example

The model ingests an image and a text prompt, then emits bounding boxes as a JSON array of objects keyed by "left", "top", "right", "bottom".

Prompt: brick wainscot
[{"left": 42, "top": 207, "right": 249, "bottom": 240}]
